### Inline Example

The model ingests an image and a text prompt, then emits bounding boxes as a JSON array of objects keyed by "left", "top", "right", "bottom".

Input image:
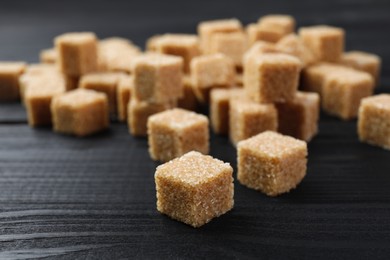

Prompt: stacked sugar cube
[{"left": 204, "top": 17, "right": 320, "bottom": 145}]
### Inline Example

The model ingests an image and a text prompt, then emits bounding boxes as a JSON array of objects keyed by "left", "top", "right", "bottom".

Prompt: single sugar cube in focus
[
  {"left": 155, "top": 151, "right": 234, "bottom": 228},
  {"left": 237, "top": 131, "right": 308, "bottom": 196}
]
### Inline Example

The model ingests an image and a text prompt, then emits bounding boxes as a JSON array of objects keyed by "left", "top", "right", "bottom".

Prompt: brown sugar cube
[
  {"left": 209, "top": 88, "right": 246, "bottom": 135},
  {"left": 237, "top": 131, "right": 307, "bottom": 196},
  {"left": 132, "top": 54, "right": 183, "bottom": 103},
  {"left": 25, "top": 78, "right": 66, "bottom": 126},
  {"left": 51, "top": 89, "right": 109, "bottom": 136},
  {"left": 177, "top": 75, "right": 198, "bottom": 111},
  {"left": 358, "top": 94, "right": 390, "bottom": 150},
  {"left": 209, "top": 32, "right": 248, "bottom": 68},
  {"left": 301, "top": 62, "right": 351, "bottom": 95},
  {"left": 55, "top": 32, "right": 98, "bottom": 76},
  {"left": 190, "top": 54, "right": 235, "bottom": 103},
  {"left": 152, "top": 34, "right": 200, "bottom": 73},
  {"left": 276, "top": 34, "right": 316, "bottom": 67},
  {"left": 244, "top": 53, "right": 301, "bottom": 103},
  {"left": 0, "top": 62, "right": 26, "bottom": 101},
  {"left": 128, "top": 97, "right": 174, "bottom": 137},
  {"left": 155, "top": 151, "right": 234, "bottom": 228},
  {"left": 243, "top": 41, "right": 279, "bottom": 65},
  {"left": 210, "top": 88, "right": 230, "bottom": 135},
  {"left": 299, "top": 25, "right": 344, "bottom": 62},
  {"left": 39, "top": 48, "right": 58, "bottom": 64},
  {"left": 322, "top": 69, "right": 374, "bottom": 120},
  {"left": 98, "top": 37, "right": 141, "bottom": 73},
  {"left": 246, "top": 23, "right": 263, "bottom": 46},
  {"left": 146, "top": 35, "right": 162, "bottom": 52},
  {"left": 117, "top": 75, "right": 133, "bottom": 122},
  {"left": 256, "top": 15, "right": 295, "bottom": 43},
  {"left": 276, "top": 91, "right": 320, "bottom": 142},
  {"left": 19, "top": 64, "right": 63, "bottom": 104},
  {"left": 229, "top": 97, "right": 278, "bottom": 146},
  {"left": 198, "top": 19, "right": 243, "bottom": 53},
  {"left": 64, "top": 75, "right": 79, "bottom": 91},
  {"left": 340, "top": 51, "right": 381, "bottom": 85},
  {"left": 79, "top": 72, "right": 125, "bottom": 115},
  {"left": 148, "top": 108, "right": 209, "bottom": 162}
]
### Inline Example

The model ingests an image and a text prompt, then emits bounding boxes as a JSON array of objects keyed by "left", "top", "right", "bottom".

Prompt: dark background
[{"left": 1, "top": 0, "right": 390, "bottom": 259}]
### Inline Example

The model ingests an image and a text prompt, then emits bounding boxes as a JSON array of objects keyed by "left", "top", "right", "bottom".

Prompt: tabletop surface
[{"left": 1, "top": 0, "right": 390, "bottom": 259}]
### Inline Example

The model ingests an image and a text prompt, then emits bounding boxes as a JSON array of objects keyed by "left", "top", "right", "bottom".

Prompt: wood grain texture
[{"left": 0, "top": 0, "right": 390, "bottom": 259}]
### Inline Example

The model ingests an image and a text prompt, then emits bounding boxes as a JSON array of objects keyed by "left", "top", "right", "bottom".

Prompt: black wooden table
[{"left": 1, "top": 0, "right": 390, "bottom": 259}]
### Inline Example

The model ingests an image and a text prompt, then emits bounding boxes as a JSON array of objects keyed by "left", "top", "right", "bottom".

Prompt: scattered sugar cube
[
  {"left": 276, "top": 34, "right": 316, "bottom": 67},
  {"left": 190, "top": 54, "right": 235, "bottom": 103},
  {"left": 358, "top": 94, "right": 390, "bottom": 150},
  {"left": 198, "top": 19, "right": 243, "bottom": 53},
  {"left": 340, "top": 51, "right": 381, "bottom": 85},
  {"left": 177, "top": 75, "right": 198, "bottom": 111},
  {"left": 229, "top": 97, "right": 278, "bottom": 145},
  {"left": 55, "top": 32, "right": 98, "bottom": 76},
  {"left": 128, "top": 97, "right": 174, "bottom": 137},
  {"left": 64, "top": 75, "right": 80, "bottom": 91},
  {"left": 155, "top": 151, "right": 234, "bottom": 228},
  {"left": 25, "top": 77, "right": 66, "bottom": 126},
  {"left": 148, "top": 108, "right": 209, "bottom": 162},
  {"left": 276, "top": 91, "right": 320, "bottom": 141},
  {"left": 244, "top": 53, "right": 301, "bottom": 103},
  {"left": 322, "top": 69, "right": 374, "bottom": 120},
  {"left": 237, "top": 131, "right": 307, "bottom": 196},
  {"left": 299, "top": 25, "right": 344, "bottom": 62},
  {"left": 301, "top": 62, "right": 351, "bottom": 95},
  {"left": 243, "top": 41, "right": 278, "bottom": 64},
  {"left": 117, "top": 75, "right": 133, "bottom": 122},
  {"left": 79, "top": 72, "right": 125, "bottom": 115},
  {"left": 132, "top": 54, "right": 183, "bottom": 103},
  {"left": 209, "top": 32, "right": 248, "bottom": 68},
  {"left": 256, "top": 15, "right": 295, "bottom": 43},
  {"left": 246, "top": 23, "right": 263, "bottom": 46},
  {"left": 151, "top": 34, "right": 200, "bottom": 73},
  {"left": 98, "top": 37, "right": 141, "bottom": 73},
  {"left": 0, "top": 62, "right": 26, "bottom": 101},
  {"left": 210, "top": 88, "right": 231, "bottom": 135},
  {"left": 51, "top": 89, "right": 109, "bottom": 136},
  {"left": 19, "top": 64, "right": 62, "bottom": 104},
  {"left": 39, "top": 48, "right": 58, "bottom": 64}
]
